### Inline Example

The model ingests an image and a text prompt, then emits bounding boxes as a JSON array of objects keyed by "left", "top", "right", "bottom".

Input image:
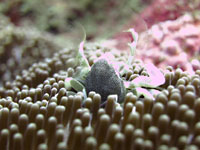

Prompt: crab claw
[{"left": 132, "top": 63, "right": 165, "bottom": 87}]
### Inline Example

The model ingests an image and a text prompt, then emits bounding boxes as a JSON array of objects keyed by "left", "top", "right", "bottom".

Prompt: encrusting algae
[{"left": 0, "top": 41, "right": 200, "bottom": 150}]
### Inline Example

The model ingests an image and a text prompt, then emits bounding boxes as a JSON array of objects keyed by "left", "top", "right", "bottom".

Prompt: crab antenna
[
  {"left": 75, "top": 24, "right": 90, "bottom": 69},
  {"left": 125, "top": 28, "right": 138, "bottom": 66}
]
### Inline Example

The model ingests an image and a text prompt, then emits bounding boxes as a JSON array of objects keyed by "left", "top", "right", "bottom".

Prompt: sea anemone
[{"left": 0, "top": 34, "right": 200, "bottom": 149}]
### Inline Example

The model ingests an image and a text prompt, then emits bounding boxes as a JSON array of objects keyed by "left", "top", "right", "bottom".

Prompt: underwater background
[{"left": 0, "top": 0, "right": 200, "bottom": 150}]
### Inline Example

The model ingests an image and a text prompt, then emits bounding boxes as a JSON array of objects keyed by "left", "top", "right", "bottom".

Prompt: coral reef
[
  {"left": 106, "top": 13, "right": 200, "bottom": 75},
  {"left": 122, "top": 0, "right": 200, "bottom": 33},
  {"left": 0, "top": 43, "right": 200, "bottom": 150},
  {"left": 0, "top": 0, "right": 145, "bottom": 39},
  {"left": 137, "top": 14, "right": 200, "bottom": 74},
  {"left": 112, "top": 0, "right": 200, "bottom": 50}
]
